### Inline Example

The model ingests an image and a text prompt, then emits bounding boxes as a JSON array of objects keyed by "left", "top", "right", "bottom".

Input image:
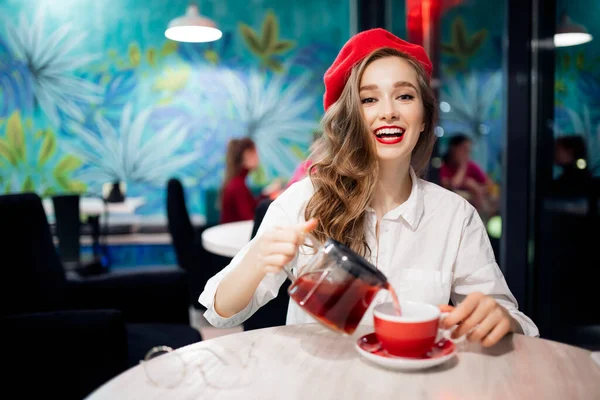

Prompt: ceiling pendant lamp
[
  {"left": 165, "top": 3, "right": 222, "bottom": 43},
  {"left": 554, "top": 13, "right": 592, "bottom": 47}
]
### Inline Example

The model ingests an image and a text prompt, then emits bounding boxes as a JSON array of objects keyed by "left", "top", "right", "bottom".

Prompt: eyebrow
[{"left": 359, "top": 81, "right": 418, "bottom": 91}]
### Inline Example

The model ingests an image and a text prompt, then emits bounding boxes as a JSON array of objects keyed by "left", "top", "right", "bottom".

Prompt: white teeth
[{"left": 375, "top": 128, "right": 404, "bottom": 135}]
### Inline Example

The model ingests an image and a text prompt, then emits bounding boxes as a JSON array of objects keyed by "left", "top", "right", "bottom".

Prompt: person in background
[
  {"left": 440, "top": 134, "right": 494, "bottom": 215},
  {"left": 220, "top": 137, "right": 281, "bottom": 223},
  {"left": 286, "top": 131, "right": 321, "bottom": 188},
  {"left": 552, "top": 135, "right": 592, "bottom": 196},
  {"left": 287, "top": 159, "right": 313, "bottom": 188}
]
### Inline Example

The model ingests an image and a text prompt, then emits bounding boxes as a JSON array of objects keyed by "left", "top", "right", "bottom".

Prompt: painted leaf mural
[
  {"left": 0, "top": 0, "right": 350, "bottom": 218},
  {"left": 239, "top": 10, "right": 296, "bottom": 73},
  {"left": 0, "top": 38, "right": 34, "bottom": 118},
  {"left": 218, "top": 67, "right": 318, "bottom": 180},
  {"left": 2, "top": 7, "right": 103, "bottom": 127},
  {"left": 0, "top": 111, "right": 85, "bottom": 195},
  {"left": 63, "top": 102, "right": 198, "bottom": 188},
  {"left": 441, "top": 17, "right": 489, "bottom": 72}
]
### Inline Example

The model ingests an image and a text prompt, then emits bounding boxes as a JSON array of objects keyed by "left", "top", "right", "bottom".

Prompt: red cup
[{"left": 373, "top": 301, "right": 461, "bottom": 358}]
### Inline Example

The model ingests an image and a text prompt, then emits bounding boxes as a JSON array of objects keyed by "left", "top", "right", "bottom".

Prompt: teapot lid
[{"left": 325, "top": 238, "right": 388, "bottom": 285}]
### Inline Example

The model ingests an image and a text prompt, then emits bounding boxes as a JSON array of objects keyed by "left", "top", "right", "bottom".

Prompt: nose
[{"left": 379, "top": 98, "right": 399, "bottom": 122}]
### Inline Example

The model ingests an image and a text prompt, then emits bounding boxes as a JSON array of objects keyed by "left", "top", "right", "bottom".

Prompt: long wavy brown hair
[{"left": 305, "top": 48, "right": 438, "bottom": 257}]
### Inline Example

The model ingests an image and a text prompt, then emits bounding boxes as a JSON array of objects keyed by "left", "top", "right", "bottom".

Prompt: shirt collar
[{"left": 366, "top": 167, "right": 424, "bottom": 230}]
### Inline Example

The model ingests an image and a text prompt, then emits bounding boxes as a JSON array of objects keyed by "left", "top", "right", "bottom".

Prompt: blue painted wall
[
  {"left": 1, "top": 0, "right": 597, "bottom": 228},
  {"left": 0, "top": 0, "right": 349, "bottom": 220}
]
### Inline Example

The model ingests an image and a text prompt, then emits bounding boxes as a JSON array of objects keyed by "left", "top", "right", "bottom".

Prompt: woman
[
  {"left": 201, "top": 29, "right": 538, "bottom": 347},
  {"left": 440, "top": 134, "right": 493, "bottom": 213},
  {"left": 220, "top": 138, "right": 279, "bottom": 223}
]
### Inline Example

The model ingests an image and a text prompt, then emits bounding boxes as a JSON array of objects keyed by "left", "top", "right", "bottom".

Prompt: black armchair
[
  {"left": 1, "top": 192, "right": 191, "bottom": 325},
  {"left": 3, "top": 309, "right": 128, "bottom": 399},
  {"left": 1, "top": 193, "right": 201, "bottom": 399},
  {"left": 166, "top": 178, "right": 232, "bottom": 309}
]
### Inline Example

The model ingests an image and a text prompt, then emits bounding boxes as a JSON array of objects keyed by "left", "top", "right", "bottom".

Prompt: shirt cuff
[
  {"left": 203, "top": 298, "right": 253, "bottom": 329},
  {"left": 509, "top": 311, "right": 540, "bottom": 337},
  {"left": 199, "top": 286, "right": 252, "bottom": 329}
]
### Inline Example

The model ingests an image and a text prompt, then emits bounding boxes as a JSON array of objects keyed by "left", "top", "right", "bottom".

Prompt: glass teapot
[{"left": 283, "top": 234, "right": 389, "bottom": 335}]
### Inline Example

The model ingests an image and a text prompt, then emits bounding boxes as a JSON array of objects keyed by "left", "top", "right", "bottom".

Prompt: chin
[{"left": 375, "top": 144, "right": 411, "bottom": 162}]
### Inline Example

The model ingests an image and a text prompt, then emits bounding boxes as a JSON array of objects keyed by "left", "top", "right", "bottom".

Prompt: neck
[{"left": 371, "top": 157, "right": 412, "bottom": 220}]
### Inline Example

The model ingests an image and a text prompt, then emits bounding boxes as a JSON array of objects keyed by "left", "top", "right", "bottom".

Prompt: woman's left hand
[{"left": 442, "top": 292, "right": 519, "bottom": 347}]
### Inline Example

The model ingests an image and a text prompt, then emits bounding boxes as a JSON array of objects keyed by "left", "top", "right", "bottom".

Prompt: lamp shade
[
  {"left": 554, "top": 14, "right": 592, "bottom": 47},
  {"left": 165, "top": 4, "right": 222, "bottom": 43}
]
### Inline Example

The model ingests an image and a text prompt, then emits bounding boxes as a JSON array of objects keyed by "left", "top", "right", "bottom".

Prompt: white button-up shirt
[{"left": 199, "top": 168, "right": 539, "bottom": 337}]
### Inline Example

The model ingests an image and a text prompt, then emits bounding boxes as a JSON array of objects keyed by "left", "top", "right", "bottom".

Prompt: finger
[
  {"left": 453, "top": 297, "right": 497, "bottom": 338},
  {"left": 481, "top": 317, "right": 511, "bottom": 347},
  {"left": 438, "top": 304, "right": 455, "bottom": 313},
  {"left": 264, "top": 266, "right": 284, "bottom": 274},
  {"left": 270, "top": 229, "right": 303, "bottom": 245},
  {"left": 261, "top": 229, "right": 278, "bottom": 242},
  {"left": 302, "top": 218, "right": 319, "bottom": 233},
  {"left": 260, "top": 254, "right": 292, "bottom": 270},
  {"left": 263, "top": 228, "right": 296, "bottom": 245},
  {"left": 298, "top": 219, "right": 321, "bottom": 249},
  {"left": 443, "top": 292, "right": 484, "bottom": 328},
  {"left": 264, "top": 242, "right": 298, "bottom": 257},
  {"left": 467, "top": 307, "right": 503, "bottom": 342}
]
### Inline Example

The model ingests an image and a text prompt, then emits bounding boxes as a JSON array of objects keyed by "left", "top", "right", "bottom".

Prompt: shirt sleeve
[
  {"left": 450, "top": 207, "right": 539, "bottom": 337},
  {"left": 198, "top": 200, "right": 296, "bottom": 328}
]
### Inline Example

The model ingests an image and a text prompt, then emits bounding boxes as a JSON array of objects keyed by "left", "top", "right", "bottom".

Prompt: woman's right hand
[{"left": 256, "top": 218, "right": 318, "bottom": 275}]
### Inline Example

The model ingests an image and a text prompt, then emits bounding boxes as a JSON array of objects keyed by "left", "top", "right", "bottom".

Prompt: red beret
[{"left": 323, "top": 28, "right": 433, "bottom": 111}]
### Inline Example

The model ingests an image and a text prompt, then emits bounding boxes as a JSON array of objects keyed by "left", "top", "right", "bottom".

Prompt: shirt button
[{"left": 384, "top": 228, "right": 389, "bottom": 233}]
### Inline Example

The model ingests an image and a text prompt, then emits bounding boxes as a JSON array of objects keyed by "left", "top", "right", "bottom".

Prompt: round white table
[
  {"left": 42, "top": 197, "right": 146, "bottom": 216},
  {"left": 86, "top": 324, "right": 600, "bottom": 399},
  {"left": 201, "top": 220, "right": 254, "bottom": 257}
]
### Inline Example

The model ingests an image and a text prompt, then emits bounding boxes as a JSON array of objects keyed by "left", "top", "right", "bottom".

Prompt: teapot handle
[{"left": 282, "top": 265, "right": 296, "bottom": 282}]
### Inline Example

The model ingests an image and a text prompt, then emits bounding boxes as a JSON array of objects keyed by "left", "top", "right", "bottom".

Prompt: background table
[
  {"left": 201, "top": 220, "right": 253, "bottom": 257},
  {"left": 43, "top": 197, "right": 146, "bottom": 216},
  {"left": 86, "top": 324, "right": 600, "bottom": 399}
]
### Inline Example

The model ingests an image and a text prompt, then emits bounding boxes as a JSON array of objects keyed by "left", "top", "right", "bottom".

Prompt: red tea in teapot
[
  {"left": 288, "top": 273, "right": 402, "bottom": 334},
  {"left": 289, "top": 272, "right": 378, "bottom": 334}
]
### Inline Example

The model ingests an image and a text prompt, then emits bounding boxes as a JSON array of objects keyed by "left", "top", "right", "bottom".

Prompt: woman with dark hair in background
[
  {"left": 440, "top": 134, "right": 494, "bottom": 215},
  {"left": 220, "top": 137, "right": 280, "bottom": 223}
]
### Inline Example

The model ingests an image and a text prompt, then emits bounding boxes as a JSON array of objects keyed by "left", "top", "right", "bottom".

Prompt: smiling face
[{"left": 359, "top": 56, "right": 425, "bottom": 163}]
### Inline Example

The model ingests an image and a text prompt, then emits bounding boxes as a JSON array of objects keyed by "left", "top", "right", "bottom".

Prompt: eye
[
  {"left": 397, "top": 94, "right": 415, "bottom": 101},
  {"left": 361, "top": 97, "right": 376, "bottom": 104}
]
